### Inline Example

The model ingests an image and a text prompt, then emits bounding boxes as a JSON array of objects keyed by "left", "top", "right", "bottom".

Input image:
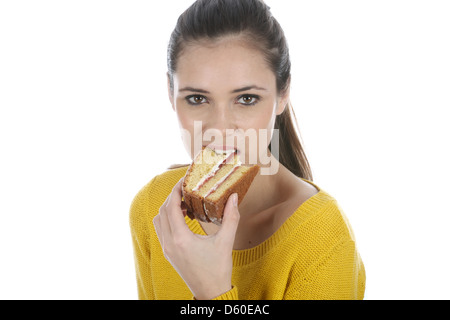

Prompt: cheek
[
  {"left": 236, "top": 104, "right": 278, "bottom": 165},
  {"left": 176, "top": 113, "right": 206, "bottom": 160},
  {"left": 242, "top": 102, "right": 277, "bottom": 132},
  {"left": 176, "top": 113, "right": 195, "bottom": 159}
]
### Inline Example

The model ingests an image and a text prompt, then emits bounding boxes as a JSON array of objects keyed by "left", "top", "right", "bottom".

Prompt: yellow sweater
[{"left": 129, "top": 166, "right": 366, "bottom": 300}]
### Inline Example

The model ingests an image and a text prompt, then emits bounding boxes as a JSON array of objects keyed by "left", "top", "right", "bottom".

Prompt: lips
[{"left": 203, "top": 144, "right": 238, "bottom": 153}]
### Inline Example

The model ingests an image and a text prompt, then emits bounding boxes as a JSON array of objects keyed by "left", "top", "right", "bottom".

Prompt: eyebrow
[
  {"left": 179, "top": 87, "right": 210, "bottom": 94},
  {"left": 178, "top": 85, "right": 267, "bottom": 94},
  {"left": 231, "top": 85, "right": 267, "bottom": 93}
]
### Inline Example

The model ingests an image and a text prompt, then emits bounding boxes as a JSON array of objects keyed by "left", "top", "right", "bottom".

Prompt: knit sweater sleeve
[
  {"left": 212, "top": 285, "right": 239, "bottom": 300},
  {"left": 285, "top": 238, "right": 365, "bottom": 300},
  {"left": 192, "top": 285, "right": 239, "bottom": 300},
  {"left": 129, "top": 176, "right": 158, "bottom": 300}
]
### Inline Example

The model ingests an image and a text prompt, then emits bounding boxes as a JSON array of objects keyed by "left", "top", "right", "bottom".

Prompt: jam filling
[{"left": 192, "top": 150, "right": 237, "bottom": 192}]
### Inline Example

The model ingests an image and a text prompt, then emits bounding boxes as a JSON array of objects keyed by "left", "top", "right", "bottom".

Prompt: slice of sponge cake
[{"left": 182, "top": 146, "right": 259, "bottom": 225}]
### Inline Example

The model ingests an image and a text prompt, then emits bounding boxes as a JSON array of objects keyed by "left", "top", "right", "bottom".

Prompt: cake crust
[
  {"left": 203, "top": 164, "right": 259, "bottom": 224},
  {"left": 182, "top": 161, "right": 211, "bottom": 223}
]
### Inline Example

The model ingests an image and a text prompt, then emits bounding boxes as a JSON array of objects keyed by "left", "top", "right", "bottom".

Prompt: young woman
[{"left": 130, "top": 0, "right": 365, "bottom": 300}]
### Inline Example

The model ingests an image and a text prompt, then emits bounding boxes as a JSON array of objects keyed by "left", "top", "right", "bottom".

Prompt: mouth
[{"left": 203, "top": 144, "right": 239, "bottom": 154}]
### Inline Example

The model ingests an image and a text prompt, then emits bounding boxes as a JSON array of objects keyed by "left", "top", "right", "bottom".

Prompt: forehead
[{"left": 174, "top": 37, "right": 276, "bottom": 91}]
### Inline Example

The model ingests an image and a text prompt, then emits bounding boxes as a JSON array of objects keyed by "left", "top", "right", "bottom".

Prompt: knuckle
[
  {"left": 226, "top": 211, "right": 240, "bottom": 225},
  {"left": 153, "top": 215, "right": 160, "bottom": 226},
  {"left": 166, "top": 200, "right": 178, "bottom": 212},
  {"left": 162, "top": 244, "right": 172, "bottom": 259},
  {"left": 155, "top": 207, "right": 165, "bottom": 218},
  {"left": 172, "top": 234, "right": 186, "bottom": 249}
]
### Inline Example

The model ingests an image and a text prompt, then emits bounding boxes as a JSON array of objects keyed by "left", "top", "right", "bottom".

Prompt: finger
[
  {"left": 158, "top": 177, "right": 184, "bottom": 238},
  {"left": 166, "top": 177, "right": 184, "bottom": 208},
  {"left": 162, "top": 177, "right": 183, "bottom": 210},
  {"left": 153, "top": 214, "right": 164, "bottom": 248},
  {"left": 159, "top": 206, "right": 172, "bottom": 240},
  {"left": 216, "top": 193, "right": 240, "bottom": 244},
  {"left": 154, "top": 179, "right": 186, "bottom": 254},
  {"left": 157, "top": 191, "right": 174, "bottom": 246},
  {"left": 166, "top": 178, "right": 192, "bottom": 236}
]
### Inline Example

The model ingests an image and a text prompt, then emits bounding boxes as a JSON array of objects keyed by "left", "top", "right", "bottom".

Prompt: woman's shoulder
[
  {"left": 133, "top": 165, "right": 189, "bottom": 203},
  {"left": 287, "top": 179, "right": 357, "bottom": 243},
  {"left": 129, "top": 165, "right": 189, "bottom": 224}
]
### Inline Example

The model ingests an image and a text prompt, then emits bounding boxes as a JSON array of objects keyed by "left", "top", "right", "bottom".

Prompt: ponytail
[{"left": 270, "top": 103, "right": 313, "bottom": 180}]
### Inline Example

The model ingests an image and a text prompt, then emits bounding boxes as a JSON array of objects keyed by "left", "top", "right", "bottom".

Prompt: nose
[
  {"left": 203, "top": 104, "right": 237, "bottom": 145},
  {"left": 206, "top": 104, "right": 236, "bottom": 135}
]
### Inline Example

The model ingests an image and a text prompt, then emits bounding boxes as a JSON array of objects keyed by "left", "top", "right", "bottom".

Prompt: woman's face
[{"left": 169, "top": 36, "right": 289, "bottom": 165}]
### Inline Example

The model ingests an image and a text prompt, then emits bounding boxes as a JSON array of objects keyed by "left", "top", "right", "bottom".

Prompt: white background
[{"left": 1, "top": 0, "right": 449, "bottom": 299}]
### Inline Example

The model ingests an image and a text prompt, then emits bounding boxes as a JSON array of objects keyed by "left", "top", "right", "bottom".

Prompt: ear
[
  {"left": 167, "top": 72, "right": 175, "bottom": 111},
  {"left": 276, "top": 80, "right": 291, "bottom": 116}
]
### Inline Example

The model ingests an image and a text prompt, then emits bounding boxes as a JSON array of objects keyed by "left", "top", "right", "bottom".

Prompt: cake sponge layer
[
  {"left": 182, "top": 146, "right": 259, "bottom": 225},
  {"left": 183, "top": 148, "right": 233, "bottom": 192}
]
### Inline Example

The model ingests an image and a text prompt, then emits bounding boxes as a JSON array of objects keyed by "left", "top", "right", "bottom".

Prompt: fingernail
[{"left": 233, "top": 193, "right": 238, "bottom": 207}]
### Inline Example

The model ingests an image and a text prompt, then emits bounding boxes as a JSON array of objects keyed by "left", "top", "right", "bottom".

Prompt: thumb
[{"left": 217, "top": 193, "right": 240, "bottom": 243}]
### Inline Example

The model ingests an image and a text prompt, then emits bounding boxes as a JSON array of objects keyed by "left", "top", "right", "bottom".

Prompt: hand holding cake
[{"left": 153, "top": 177, "right": 240, "bottom": 300}]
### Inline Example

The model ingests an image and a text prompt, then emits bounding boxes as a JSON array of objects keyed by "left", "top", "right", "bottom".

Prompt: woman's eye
[
  {"left": 186, "top": 95, "right": 207, "bottom": 105},
  {"left": 237, "top": 94, "right": 259, "bottom": 106}
]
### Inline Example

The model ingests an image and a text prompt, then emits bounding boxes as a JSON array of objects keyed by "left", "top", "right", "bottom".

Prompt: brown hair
[{"left": 167, "top": 0, "right": 313, "bottom": 180}]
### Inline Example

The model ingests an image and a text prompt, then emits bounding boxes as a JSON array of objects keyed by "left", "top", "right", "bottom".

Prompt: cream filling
[
  {"left": 202, "top": 160, "right": 241, "bottom": 222},
  {"left": 204, "top": 160, "right": 241, "bottom": 198},
  {"left": 192, "top": 150, "right": 236, "bottom": 192},
  {"left": 193, "top": 148, "right": 240, "bottom": 222}
]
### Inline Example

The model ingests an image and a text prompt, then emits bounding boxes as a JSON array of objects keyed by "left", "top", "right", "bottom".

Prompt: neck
[{"left": 237, "top": 152, "right": 285, "bottom": 219}]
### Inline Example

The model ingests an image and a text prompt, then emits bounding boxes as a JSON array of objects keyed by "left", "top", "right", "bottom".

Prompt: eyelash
[
  {"left": 185, "top": 95, "right": 208, "bottom": 105},
  {"left": 236, "top": 94, "right": 260, "bottom": 106},
  {"left": 185, "top": 94, "right": 260, "bottom": 106}
]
